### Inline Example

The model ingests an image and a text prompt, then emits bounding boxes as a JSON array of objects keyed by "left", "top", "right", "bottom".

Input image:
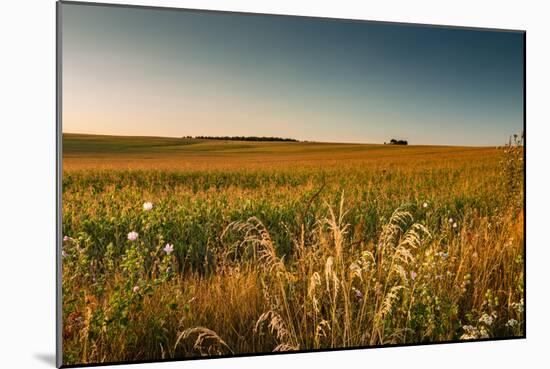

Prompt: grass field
[{"left": 61, "top": 133, "right": 524, "bottom": 365}]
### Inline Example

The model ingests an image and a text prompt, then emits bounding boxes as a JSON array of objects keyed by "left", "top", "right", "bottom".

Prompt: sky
[{"left": 61, "top": 3, "right": 524, "bottom": 146}]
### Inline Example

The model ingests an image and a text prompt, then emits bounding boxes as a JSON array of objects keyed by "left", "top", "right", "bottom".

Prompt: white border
[{"left": 1, "top": 1, "right": 548, "bottom": 368}]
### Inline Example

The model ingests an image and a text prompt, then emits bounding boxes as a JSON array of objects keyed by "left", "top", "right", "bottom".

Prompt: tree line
[{"left": 183, "top": 135, "right": 299, "bottom": 142}]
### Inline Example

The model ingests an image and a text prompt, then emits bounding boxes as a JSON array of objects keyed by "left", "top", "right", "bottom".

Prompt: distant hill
[{"left": 186, "top": 135, "right": 299, "bottom": 142}]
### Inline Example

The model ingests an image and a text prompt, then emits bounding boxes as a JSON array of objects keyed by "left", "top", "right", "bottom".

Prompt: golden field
[{"left": 61, "top": 133, "right": 524, "bottom": 365}]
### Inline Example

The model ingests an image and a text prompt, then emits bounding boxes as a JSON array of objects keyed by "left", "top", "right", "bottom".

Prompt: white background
[{"left": 0, "top": 0, "right": 548, "bottom": 368}]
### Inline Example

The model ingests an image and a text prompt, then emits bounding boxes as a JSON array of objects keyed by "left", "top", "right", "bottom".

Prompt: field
[{"left": 61, "top": 133, "right": 524, "bottom": 365}]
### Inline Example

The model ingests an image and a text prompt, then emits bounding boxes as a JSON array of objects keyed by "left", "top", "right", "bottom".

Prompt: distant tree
[
  {"left": 388, "top": 138, "right": 408, "bottom": 145},
  {"left": 192, "top": 136, "right": 299, "bottom": 142}
]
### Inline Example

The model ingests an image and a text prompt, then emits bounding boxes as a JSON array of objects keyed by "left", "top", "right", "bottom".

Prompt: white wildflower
[
  {"left": 460, "top": 325, "right": 479, "bottom": 340},
  {"left": 479, "top": 313, "right": 494, "bottom": 326},
  {"left": 506, "top": 319, "right": 518, "bottom": 328}
]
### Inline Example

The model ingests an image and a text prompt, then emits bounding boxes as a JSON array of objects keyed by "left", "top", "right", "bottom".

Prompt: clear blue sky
[{"left": 61, "top": 3, "right": 524, "bottom": 146}]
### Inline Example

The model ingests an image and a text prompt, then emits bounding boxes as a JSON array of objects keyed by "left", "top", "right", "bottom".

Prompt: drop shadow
[{"left": 34, "top": 353, "right": 56, "bottom": 367}]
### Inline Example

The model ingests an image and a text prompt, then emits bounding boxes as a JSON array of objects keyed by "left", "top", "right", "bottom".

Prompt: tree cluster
[
  {"left": 386, "top": 139, "right": 408, "bottom": 145},
  {"left": 183, "top": 135, "right": 299, "bottom": 142}
]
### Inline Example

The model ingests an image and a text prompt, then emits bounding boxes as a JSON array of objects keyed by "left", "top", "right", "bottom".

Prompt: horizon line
[{"left": 62, "top": 131, "right": 502, "bottom": 148}]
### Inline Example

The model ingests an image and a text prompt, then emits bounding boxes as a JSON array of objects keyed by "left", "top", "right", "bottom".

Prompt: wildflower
[
  {"left": 506, "top": 319, "right": 518, "bottom": 328},
  {"left": 410, "top": 271, "right": 417, "bottom": 281},
  {"left": 460, "top": 325, "right": 478, "bottom": 340},
  {"left": 422, "top": 202, "right": 428, "bottom": 208},
  {"left": 511, "top": 300, "right": 524, "bottom": 313},
  {"left": 143, "top": 201, "right": 153, "bottom": 211},
  {"left": 163, "top": 243, "right": 174, "bottom": 255},
  {"left": 479, "top": 327, "right": 490, "bottom": 339},
  {"left": 63, "top": 235, "right": 70, "bottom": 242},
  {"left": 127, "top": 231, "right": 138, "bottom": 241},
  {"left": 133, "top": 286, "right": 140, "bottom": 293},
  {"left": 449, "top": 218, "right": 454, "bottom": 223},
  {"left": 479, "top": 313, "right": 494, "bottom": 326},
  {"left": 453, "top": 222, "right": 458, "bottom": 229}
]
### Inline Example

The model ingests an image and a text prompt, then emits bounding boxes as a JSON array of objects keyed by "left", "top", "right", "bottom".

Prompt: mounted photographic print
[{"left": 57, "top": 1, "right": 525, "bottom": 367}]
